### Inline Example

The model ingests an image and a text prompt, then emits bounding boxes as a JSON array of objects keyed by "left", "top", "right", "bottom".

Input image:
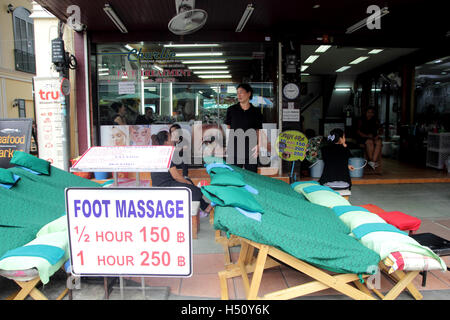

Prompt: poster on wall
[
  {"left": 33, "top": 77, "right": 68, "bottom": 170},
  {"left": 0, "top": 118, "right": 32, "bottom": 168}
]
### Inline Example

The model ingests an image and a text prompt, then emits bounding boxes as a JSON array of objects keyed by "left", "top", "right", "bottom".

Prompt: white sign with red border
[{"left": 70, "top": 145, "right": 174, "bottom": 172}]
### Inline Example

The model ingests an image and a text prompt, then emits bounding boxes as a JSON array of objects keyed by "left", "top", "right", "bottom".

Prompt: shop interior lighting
[
  {"left": 368, "top": 49, "right": 384, "bottom": 54},
  {"left": 164, "top": 43, "right": 220, "bottom": 48},
  {"left": 335, "top": 66, "right": 351, "bottom": 72},
  {"left": 182, "top": 60, "right": 226, "bottom": 64},
  {"left": 124, "top": 44, "right": 134, "bottom": 51},
  {"left": 349, "top": 56, "right": 369, "bottom": 64},
  {"left": 193, "top": 70, "right": 230, "bottom": 74},
  {"left": 188, "top": 65, "right": 228, "bottom": 69},
  {"left": 334, "top": 87, "right": 351, "bottom": 92},
  {"left": 304, "top": 55, "right": 319, "bottom": 64},
  {"left": 175, "top": 52, "right": 223, "bottom": 57},
  {"left": 103, "top": 4, "right": 128, "bottom": 33},
  {"left": 346, "top": 6, "right": 389, "bottom": 34},
  {"left": 300, "top": 65, "right": 309, "bottom": 72},
  {"left": 301, "top": 73, "right": 310, "bottom": 76},
  {"left": 198, "top": 75, "right": 232, "bottom": 79},
  {"left": 315, "top": 45, "right": 331, "bottom": 53},
  {"left": 235, "top": 4, "right": 254, "bottom": 32}
]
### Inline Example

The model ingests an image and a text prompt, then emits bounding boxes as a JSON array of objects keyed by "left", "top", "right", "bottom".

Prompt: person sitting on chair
[
  {"left": 151, "top": 130, "right": 212, "bottom": 218},
  {"left": 357, "top": 107, "right": 382, "bottom": 170}
]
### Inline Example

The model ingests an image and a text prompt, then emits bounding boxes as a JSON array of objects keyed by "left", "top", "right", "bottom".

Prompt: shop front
[{"left": 90, "top": 41, "right": 281, "bottom": 172}]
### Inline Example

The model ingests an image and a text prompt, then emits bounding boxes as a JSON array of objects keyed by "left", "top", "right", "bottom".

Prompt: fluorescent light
[
  {"left": 300, "top": 65, "right": 309, "bottom": 72},
  {"left": 236, "top": 4, "right": 254, "bottom": 32},
  {"left": 182, "top": 60, "right": 226, "bottom": 64},
  {"left": 153, "top": 64, "right": 163, "bottom": 72},
  {"left": 368, "top": 49, "right": 383, "bottom": 54},
  {"left": 194, "top": 70, "right": 230, "bottom": 74},
  {"left": 349, "top": 56, "right": 369, "bottom": 64},
  {"left": 304, "top": 55, "right": 319, "bottom": 63},
  {"left": 164, "top": 43, "right": 220, "bottom": 48},
  {"left": 103, "top": 4, "right": 128, "bottom": 33},
  {"left": 175, "top": 52, "right": 223, "bottom": 57},
  {"left": 301, "top": 73, "right": 310, "bottom": 76},
  {"left": 188, "top": 65, "right": 228, "bottom": 69},
  {"left": 198, "top": 75, "right": 232, "bottom": 79},
  {"left": 124, "top": 44, "right": 133, "bottom": 51},
  {"left": 98, "top": 73, "right": 109, "bottom": 76},
  {"left": 336, "top": 66, "right": 351, "bottom": 72},
  {"left": 335, "top": 87, "right": 351, "bottom": 92},
  {"left": 346, "top": 6, "right": 389, "bottom": 34},
  {"left": 98, "top": 68, "right": 109, "bottom": 72},
  {"left": 315, "top": 45, "right": 331, "bottom": 53}
]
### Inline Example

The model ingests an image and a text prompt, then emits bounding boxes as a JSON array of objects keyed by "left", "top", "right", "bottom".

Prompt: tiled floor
[{"left": 120, "top": 215, "right": 450, "bottom": 300}]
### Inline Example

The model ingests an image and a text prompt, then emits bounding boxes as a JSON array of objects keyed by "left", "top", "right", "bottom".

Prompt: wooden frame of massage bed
[
  {"left": 4, "top": 265, "right": 69, "bottom": 300},
  {"left": 216, "top": 234, "right": 423, "bottom": 300}
]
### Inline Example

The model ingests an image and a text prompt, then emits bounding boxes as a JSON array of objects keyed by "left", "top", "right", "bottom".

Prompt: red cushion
[
  {"left": 377, "top": 211, "right": 421, "bottom": 232},
  {"left": 360, "top": 204, "right": 421, "bottom": 232}
]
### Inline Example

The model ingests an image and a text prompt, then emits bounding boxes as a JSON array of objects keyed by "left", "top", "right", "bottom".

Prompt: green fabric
[
  {"left": 211, "top": 164, "right": 381, "bottom": 274},
  {"left": 36, "top": 215, "right": 68, "bottom": 237},
  {"left": 210, "top": 172, "right": 246, "bottom": 187},
  {"left": 303, "top": 190, "right": 351, "bottom": 208},
  {"left": 0, "top": 231, "right": 69, "bottom": 284},
  {"left": 1, "top": 244, "right": 65, "bottom": 265},
  {"left": 0, "top": 168, "right": 16, "bottom": 184},
  {"left": 0, "top": 166, "right": 99, "bottom": 260},
  {"left": 201, "top": 185, "right": 264, "bottom": 213},
  {"left": 10, "top": 151, "right": 50, "bottom": 175}
]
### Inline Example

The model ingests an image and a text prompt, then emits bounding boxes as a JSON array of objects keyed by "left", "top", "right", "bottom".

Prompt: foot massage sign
[{"left": 65, "top": 187, "right": 192, "bottom": 277}]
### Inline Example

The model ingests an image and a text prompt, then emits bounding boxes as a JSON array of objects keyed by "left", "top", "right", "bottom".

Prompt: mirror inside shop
[{"left": 93, "top": 42, "right": 278, "bottom": 164}]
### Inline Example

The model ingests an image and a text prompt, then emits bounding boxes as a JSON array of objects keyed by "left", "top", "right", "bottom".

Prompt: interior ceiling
[
  {"left": 36, "top": 0, "right": 449, "bottom": 46},
  {"left": 36, "top": 0, "right": 449, "bottom": 81}
]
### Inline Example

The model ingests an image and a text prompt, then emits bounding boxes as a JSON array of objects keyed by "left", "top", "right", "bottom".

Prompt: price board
[
  {"left": 275, "top": 130, "right": 308, "bottom": 162},
  {"left": 66, "top": 187, "right": 192, "bottom": 277}
]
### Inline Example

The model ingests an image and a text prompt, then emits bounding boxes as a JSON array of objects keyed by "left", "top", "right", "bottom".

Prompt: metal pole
[{"left": 278, "top": 42, "right": 283, "bottom": 175}]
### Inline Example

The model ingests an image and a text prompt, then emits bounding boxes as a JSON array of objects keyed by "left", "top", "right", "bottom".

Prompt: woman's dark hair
[
  {"left": 169, "top": 123, "right": 181, "bottom": 132},
  {"left": 327, "top": 128, "right": 344, "bottom": 144},
  {"left": 237, "top": 83, "right": 253, "bottom": 100},
  {"left": 153, "top": 130, "right": 169, "bottom": 146},
  {"left": 111, "top": 102, "right": 124, "bottom": 113}
]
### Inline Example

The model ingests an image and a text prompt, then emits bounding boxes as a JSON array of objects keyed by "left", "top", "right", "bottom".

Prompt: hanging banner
[
  {"left": 33, "top": 77, "right": 68, "bottom": 170},
  {"left": 0, "top": 118, "right": 32, "bottom": 168}
]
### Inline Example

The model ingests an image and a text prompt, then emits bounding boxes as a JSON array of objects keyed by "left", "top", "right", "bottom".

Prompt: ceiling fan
[{"left": 168, "top": 0, "right": 208, "bottom": 35}]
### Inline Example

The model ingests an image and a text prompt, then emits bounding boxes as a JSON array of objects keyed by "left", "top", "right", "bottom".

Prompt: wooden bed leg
[
  {"left": 247, "top": 245, "right": 269, "bottom": 300},
  {"left": 218, "top": 270, "right": 230, "bottom": 300},
  {"left": 8, "top": 278, "right": 47, "bottom": 300},
  {"left": 379, "top": 262, "right": 423, "bottom": 300}
]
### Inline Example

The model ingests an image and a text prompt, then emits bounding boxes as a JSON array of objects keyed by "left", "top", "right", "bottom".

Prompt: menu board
[{"left": 0, "top": 118, "right": 32, "bottom": 168}]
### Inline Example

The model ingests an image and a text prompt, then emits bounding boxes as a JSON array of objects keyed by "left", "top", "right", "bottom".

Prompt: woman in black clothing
[
  {"left": 225, "top": 83, "right": 263, "bottom": 173},
  {"left": 151, "top": 130, "right": 212, "bottom": 217},
  {"left": 319, "top": 128, "right": 355, "bottom": 189}
]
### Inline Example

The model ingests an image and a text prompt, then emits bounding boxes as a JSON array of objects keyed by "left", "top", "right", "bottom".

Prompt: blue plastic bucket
[
  {"left": 309, "top": 159, "right": 324, "bottom": 178},
  {"left": 349, "top": 157, "right": 367, "bottom": 178},
  {"left": 94, "top": 172, "right": 110, "bottom": 180}
]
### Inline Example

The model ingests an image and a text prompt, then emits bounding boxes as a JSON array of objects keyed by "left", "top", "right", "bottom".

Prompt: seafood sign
[{"left": 0, "top": 118, "right": 32, "bottom": 168}]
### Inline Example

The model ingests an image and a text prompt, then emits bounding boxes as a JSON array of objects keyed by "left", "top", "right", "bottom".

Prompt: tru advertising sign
[{"left": 33, "top": 77, "right": 70, "bottom": 170}]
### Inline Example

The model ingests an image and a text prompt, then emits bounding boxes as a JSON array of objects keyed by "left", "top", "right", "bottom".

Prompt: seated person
[
  {"left": 319, "top": 128, "right": 355, "bottom": 190},
  {"left": 151, "top": 130, "right": 212, "bottom": 217},
  {"left": 170, "top": 124, "right": 189, "bottom": 178},
  {"left": 356, "top": 107, "right": 382, "bottom": 169},
  {"left": 135, "top": 107, "right": 154, "bottom": 125}
]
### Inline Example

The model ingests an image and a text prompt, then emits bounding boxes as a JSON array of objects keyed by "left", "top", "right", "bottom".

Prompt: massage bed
[
  {"left": 0, "top": 151, "right": 99, "bottom": 300},
  {"left": 200, "top": 158, "right": 447, "bottom": 300}
]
